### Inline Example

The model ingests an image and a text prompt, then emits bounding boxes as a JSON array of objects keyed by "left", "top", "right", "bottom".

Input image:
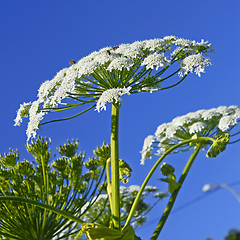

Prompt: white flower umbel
[
  {"left": 107, "top": 56, "right": 134, "bottom": 72},
  {"left": 189, "top": 122, "right": 206, "bottom": 134},
  {"left": 26, "top": 100, "right": 45, "bottom": 141},
  {"left": 141, "top": 106, "right": 240, "bottom": 163},
  {"left": 14, "top": 36, "right": 213, "bottom": 140},
  {"left": 141, "top": 52, "right": 170, "bottom": 70},
  {"left": 95, "top": 87, "right": 131, "bottom": 112},
  {"left": 140, "top": 135, "right": 155, "bottom": 165},
  {"left": 14, "top": 102, "right": 32, "bottom": 126},
  {"left": 179, "top": 53, "right": 212, "bottom": 77}
]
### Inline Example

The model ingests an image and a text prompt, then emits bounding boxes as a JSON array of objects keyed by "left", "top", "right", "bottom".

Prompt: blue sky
[{"left": 0, "top": 0, "right": 240, "bottom": 239}]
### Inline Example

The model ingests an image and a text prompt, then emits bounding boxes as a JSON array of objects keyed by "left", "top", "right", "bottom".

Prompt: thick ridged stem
[{"left": 110, "top": 103, "right": 120, "bottom": 229}]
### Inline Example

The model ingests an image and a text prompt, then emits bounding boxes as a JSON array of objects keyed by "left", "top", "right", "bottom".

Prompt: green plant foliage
[
  {"left": 159, "top": 163, "right": 181, "bottom": 194},
  {"left": 119, "top": 159, "right": 132, "bottom": 184},
  {"left": 207, "top": 132, "right": 230, "bottom": 158},
  {"left": 93, "top": 143, "right": 132, "bottom": 184},
  {"left": 80, "top": 223, "right": 137, "bottom": 240},
  {"left": 0, "top": 137, "right": 107, "bottom": 240},
  {"left": 225, "top": 229, "right": 240, "bottom": 240}
]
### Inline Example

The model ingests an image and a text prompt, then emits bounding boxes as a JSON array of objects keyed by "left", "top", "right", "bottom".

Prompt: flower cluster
[
  {"left": 14, "top": 36, "right": 213, "bottom": 140},
  {"left": 95, "top": 87, "right": 131, "bottom": 112},
  {"left": 14, "top": 102, "right": 32, "bottom": 126},
  {"left": 141, "top": 106, "right": 240, "bottom": 164},
  {"left": 179, "top": 53, "right": 212, "bottom": 77}
]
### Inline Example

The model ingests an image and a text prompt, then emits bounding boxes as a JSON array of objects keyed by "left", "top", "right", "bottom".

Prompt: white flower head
[
  {"left": 14, "top": 102, "right": 32, "bottom": 126},
  {"left": 95, "top": 87, "right": 131, "bottom": 112},
  {"left": 26, "top": 100, "right": 45, "bottom": 141},
  {"left": 115, "top": 41, "right": 144, "bottom": 59},
  {"left": 128, "top": 185, "right": 141, "bottom": 193},
  {"left": 140, "top": 135, "right": 155, "bottom": 165},
  {"left": 107, "top": 56, "right": 133, "bottom": 72},
  {"left": 141, "top": 106, "right": 240, "bottom": 162},
  {"left": 141, "top": 52, "right": 170, "bottom": 70},
  {"left": 179, "top": 53, "right": 212, "bottom": 77},
  {"left": 14, "top": 36, "right": 213, "bottom": 140},
  {"left": 142, "top": 38, "right": 169, "bottom": 51},
  {"left": 218, "top": 115, "right": 238, "bottom": 132},
  {"left": 189, "top": 122, "right": 206, "bottom": 134}
]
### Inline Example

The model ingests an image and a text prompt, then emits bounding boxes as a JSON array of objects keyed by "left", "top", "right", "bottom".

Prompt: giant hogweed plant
[
  {"left": 0, "top": 138, "right": 164, "bottom": 240},
  {"left": 0, "top": 137, "right": 107, "bottom": 240},
  {"left": 4, "top": 36, "right": 239, "bottom": 239}
]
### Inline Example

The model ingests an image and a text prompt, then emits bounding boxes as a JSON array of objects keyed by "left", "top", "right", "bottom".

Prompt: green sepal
[
  {"left": 80, "top": 223, "right": 135, "bottom": 240},
  {"left": 206, "top": 132, "right": 230, "bottom": 158}
]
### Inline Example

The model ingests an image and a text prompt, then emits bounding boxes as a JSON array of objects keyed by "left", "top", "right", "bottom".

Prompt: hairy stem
[
  {"left": 110, "top": 103, "right": 120, "bottom": 229},
  {"left": 150, "top": 144, "right": 202, "bottom": 240}
]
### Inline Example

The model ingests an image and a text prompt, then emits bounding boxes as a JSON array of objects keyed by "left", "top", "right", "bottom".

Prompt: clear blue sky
[{"left": 0, "top": 1, "right": 240, "bottom": 239}]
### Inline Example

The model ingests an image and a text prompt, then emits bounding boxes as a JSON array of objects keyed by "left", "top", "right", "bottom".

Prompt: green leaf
[
  {"left": 160, "top": 162, "right": 175, "bottom": 177},
  {"left": 159, "top": 162, "right": 180, "bottom": 193}
]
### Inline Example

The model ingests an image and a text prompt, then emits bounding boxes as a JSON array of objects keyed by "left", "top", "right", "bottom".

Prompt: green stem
[
  {"left": 0, "top": 196, "right": 84, "bottom": 225},
  {"left": 41, "top": 155, "right": 49, "bottom": 230},
  {"left": 150, "top": 144, "right": 202, "bottom": 240},
  {"left": 123, "top": 136, "right": 214, "bottom": 230},
  {"left": 110, "top": 103, "right": 120, "bottom": 229},
  {"left": 106, "top": 158, "right": 113, "bottom": 213}
]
